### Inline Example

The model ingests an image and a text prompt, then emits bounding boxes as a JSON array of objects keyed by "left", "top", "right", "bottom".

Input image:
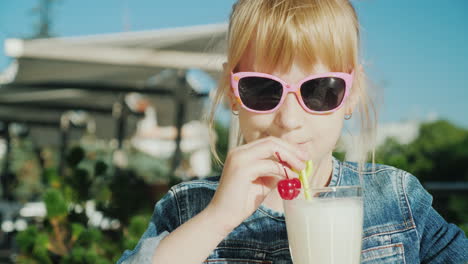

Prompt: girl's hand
[{"left": 207, "top": 136, "right": 307, "bottom": 231}]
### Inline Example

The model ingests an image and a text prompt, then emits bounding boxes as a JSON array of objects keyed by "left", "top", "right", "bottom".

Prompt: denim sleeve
[
  {"left": 116, "top": 188, "right": 180, "bottom": 264},
  {"left": 404, "top": 172, "right": 468, "bottom": 263}
]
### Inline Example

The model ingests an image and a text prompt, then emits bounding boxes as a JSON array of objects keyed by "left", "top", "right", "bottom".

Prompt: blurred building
[{"left": 0, "top": 23, "right": 230, "bottom": 178}]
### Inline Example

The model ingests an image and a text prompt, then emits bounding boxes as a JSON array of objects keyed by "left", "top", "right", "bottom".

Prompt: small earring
[
  {"left": 231, "top": 101, "right": 239, "bottom": 116},
  {"left": 345, "top": 113, "right": 352, "bottom": 120}
]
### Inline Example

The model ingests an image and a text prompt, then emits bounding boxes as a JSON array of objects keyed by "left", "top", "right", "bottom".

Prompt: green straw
[{"left": 297, "top": 160, "right": 313, "bottom": 200}]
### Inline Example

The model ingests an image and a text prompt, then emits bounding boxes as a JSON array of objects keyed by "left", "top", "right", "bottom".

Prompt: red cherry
[{"left": 277, "top": 178, "right": 301, "bottom": 200}]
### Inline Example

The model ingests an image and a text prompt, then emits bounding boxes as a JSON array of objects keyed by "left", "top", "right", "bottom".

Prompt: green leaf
[
  {"left": 32, "top": 233, "right": 51, "bottom": 264},
  {"left": 16, "top": 226, "right": 39, "bottom": 252},
  {"left": 66, "top": 146, "right": 85, "bottom": 168},
  {"left": 62, "top": 246, "right": 111, "bottom": 264},
  {"left": 71, "top": 168, "right": 93, "bottom": 201},
  {"left": 94, "top": 160, "right": 108, "bottom": 177},
  {"left": 43, "top": 168, "right": 60, "bottom": 187},
  {"left": 71, "top": 223, "right": 85, "bottom": 241},
  {"left": 75, "top": 228, "right": 102, "bottom": 247},
  {"left": 128, "top": 214, "right": 150, "bottom": 237},
  {"left": 44, "top": 189, "right": 68, "bottom": 219},
  {"left": 123, "top": 214, "right": 151, "bottom": 249},
  {"left": 15, "top": 255, "right": 40, "bottom": 264}
]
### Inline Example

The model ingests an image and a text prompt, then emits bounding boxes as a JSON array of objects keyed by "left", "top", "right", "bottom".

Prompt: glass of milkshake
[{"left": 283, "top": 185, "right": 363, "bottom": 264}]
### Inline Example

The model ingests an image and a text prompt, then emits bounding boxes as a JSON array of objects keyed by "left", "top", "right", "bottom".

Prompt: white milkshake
[{"left": 283, "top": 188, "right": 363, "bottom": 264}]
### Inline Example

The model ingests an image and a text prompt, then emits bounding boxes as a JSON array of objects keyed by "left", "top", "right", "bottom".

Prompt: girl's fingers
[
  {"left": 248, "top": 160, "right": 299, "bottom": 182},
  {"left": 247, "top": 136, "right": 308, "bottom": 161},
  {"left": 239, "top": 137, "right": 307, "bottom": 172}
]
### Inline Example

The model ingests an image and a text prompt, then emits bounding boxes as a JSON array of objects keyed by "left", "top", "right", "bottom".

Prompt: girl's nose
[{"left": 274, "top": 93, "right": 303, "bottom": 131}]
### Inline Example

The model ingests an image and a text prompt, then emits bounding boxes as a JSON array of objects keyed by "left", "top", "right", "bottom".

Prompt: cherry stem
[{"left": 275, "top": 152, "right": 290, "bottom": 179}]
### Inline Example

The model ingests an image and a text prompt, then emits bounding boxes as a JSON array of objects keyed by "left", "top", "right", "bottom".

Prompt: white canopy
[
  {"left": 0, "top": 23, "right": 229, "bottom": 146},
  {"left": 1, "top": 23, "right": 227, "bottom": 84}
]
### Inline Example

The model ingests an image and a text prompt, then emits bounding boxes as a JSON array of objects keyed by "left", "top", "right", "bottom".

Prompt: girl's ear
[
  {"left": 345, "top": 88, "right": 359, "bottom": 116},
  {"left": 345, "top": 65, "right": 363, "bottom": 116},
  {"left": 228, "top": 91, "right": 241, "bottom": 112},
  {"left": 224, "top": 61, "right": 241, "bottom": 111}
]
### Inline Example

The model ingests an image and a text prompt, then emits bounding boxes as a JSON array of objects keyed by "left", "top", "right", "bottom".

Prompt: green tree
[
  {"left": 375, "top": 119, "right": 468, "bottom": 228},
  {"left": 210, "top": 121, "right": 229, "bottom": 175},
  {"left": 15, "top": 146, "right": 158, "bottom": 263}
]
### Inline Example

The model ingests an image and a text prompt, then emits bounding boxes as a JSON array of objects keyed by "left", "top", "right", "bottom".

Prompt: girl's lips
[
  {"left": 298, "top": 140, "right": 310, "bottom": 145},
  {"left": 297, "top": 141, "right": 311, "bottom": 156}
]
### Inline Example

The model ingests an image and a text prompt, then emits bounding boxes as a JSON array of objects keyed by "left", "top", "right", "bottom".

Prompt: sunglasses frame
[{"left": 230, "top": 71, "right": 354, "bottom": 114}]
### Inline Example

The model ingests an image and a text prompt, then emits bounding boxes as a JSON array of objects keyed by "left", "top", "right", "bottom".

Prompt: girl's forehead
[
  {"left": 236, "top": 40, "right": 330, "bottom": 74},
  {"left": 238, "top": 50, "right": 330, "bottom": 75}
]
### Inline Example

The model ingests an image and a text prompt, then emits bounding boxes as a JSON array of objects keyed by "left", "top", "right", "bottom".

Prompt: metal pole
[
  {"left": 113, "top": 98, "right": 128, "bottom": 150},
  {"left": 1, "top": 122, "right": 13, "bottom": 200},
  {"left": 170, "top": 71, "right": 188, "bottom": 177},
  {"left": 58, "top": 114, "right": 70, "bottom": 176},
  {"left": 1, "top": 122, "right": 11, "bottom": 177}
]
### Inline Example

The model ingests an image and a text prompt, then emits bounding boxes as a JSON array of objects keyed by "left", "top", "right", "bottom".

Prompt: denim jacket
[{"left": 117, "top": 157, "right": 468, "bottom": 263}]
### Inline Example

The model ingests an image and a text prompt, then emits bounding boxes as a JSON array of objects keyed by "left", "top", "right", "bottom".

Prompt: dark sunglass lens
[
  {"left": 300, "top": 77, "right": 346, "bottom": 111},
  {"left": 238, "top": 77, "right": 283, "bottom": 111}
]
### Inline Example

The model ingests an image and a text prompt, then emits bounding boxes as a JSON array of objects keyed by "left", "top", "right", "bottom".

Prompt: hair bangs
[{"left": 239, "top": 0, "right": 359, "bottom": 74}]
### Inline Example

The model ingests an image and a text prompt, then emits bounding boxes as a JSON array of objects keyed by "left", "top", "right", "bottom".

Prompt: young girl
[{"left": 117, "top": 0, "right": 468, "bottom": 263}]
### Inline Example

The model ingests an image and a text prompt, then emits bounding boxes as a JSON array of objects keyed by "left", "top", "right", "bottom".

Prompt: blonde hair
[{"left": 206, "top": 0, "right": 378, "bottom": 173}]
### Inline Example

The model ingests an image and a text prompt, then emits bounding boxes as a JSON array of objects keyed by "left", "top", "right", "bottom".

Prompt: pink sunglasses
[{"left": 230, "top": 71, "right": 354, "bottom": 114}]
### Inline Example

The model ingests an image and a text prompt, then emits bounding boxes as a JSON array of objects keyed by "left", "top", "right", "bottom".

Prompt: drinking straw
[{"left": 298, "top": 160, "right": 313, "bottom": 200}]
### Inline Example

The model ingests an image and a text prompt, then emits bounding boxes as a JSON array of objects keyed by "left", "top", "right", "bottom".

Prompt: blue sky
[{"left": 0, "top": 0, "right": 467, "bottom": 128}]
